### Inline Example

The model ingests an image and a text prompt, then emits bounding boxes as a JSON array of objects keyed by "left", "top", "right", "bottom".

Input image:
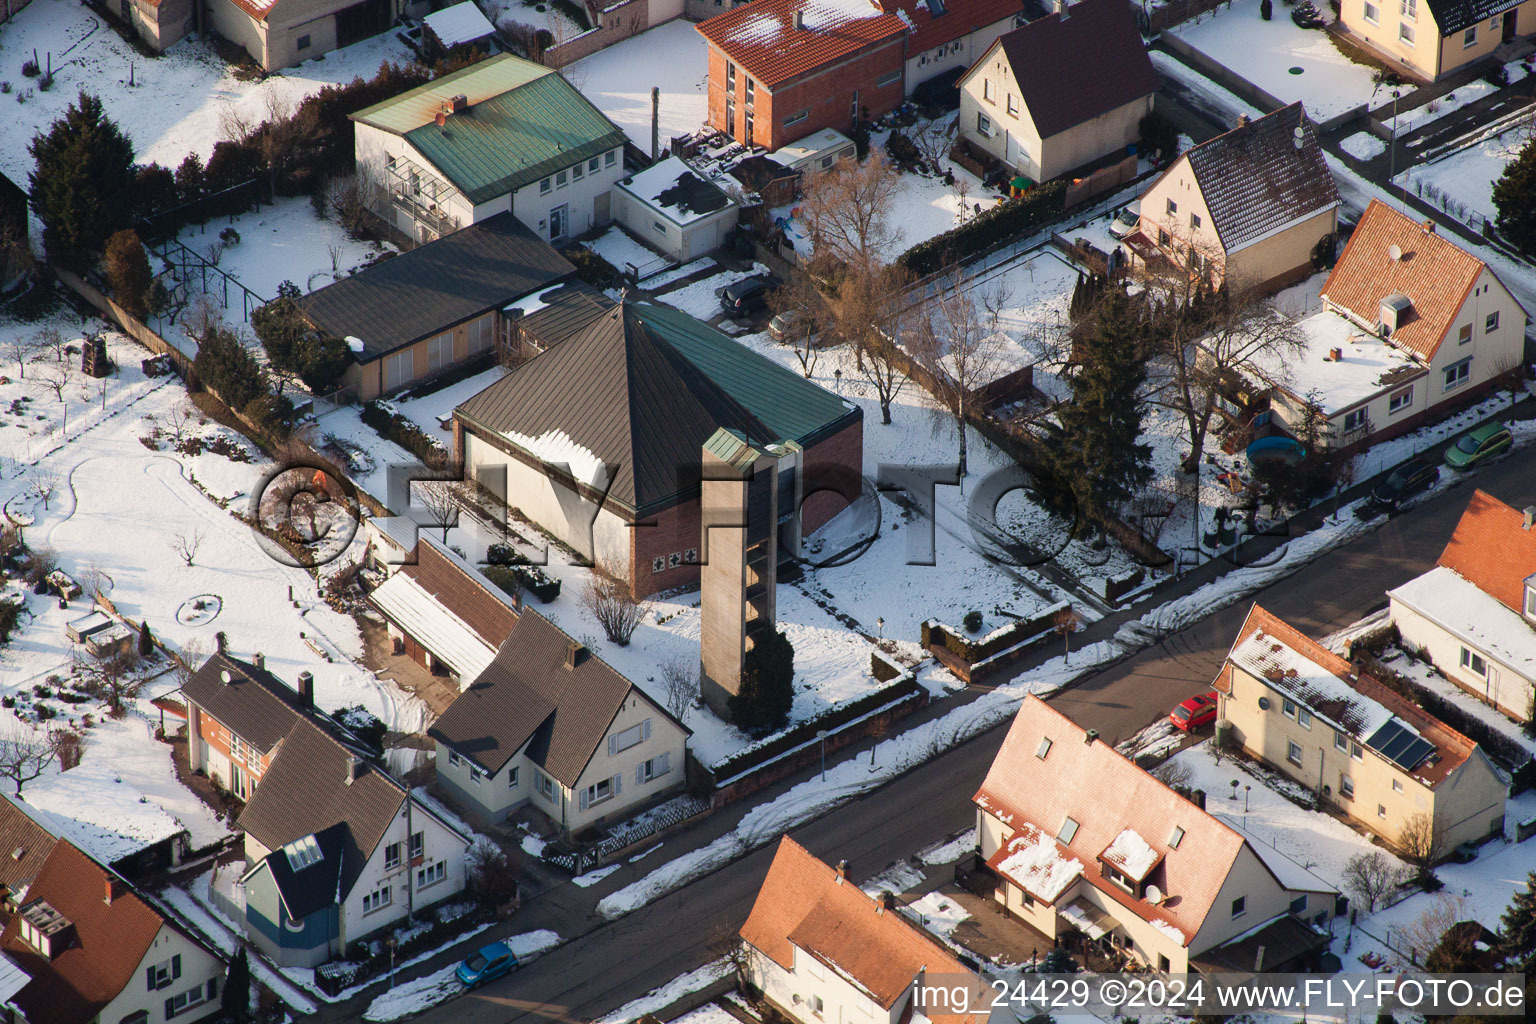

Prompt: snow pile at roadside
[
  {"left": 593, "top": 958, "right": 735, "bottom": 1024},
  {"left": 361, "top": 930, "right": 560, "bottom": 1022}
]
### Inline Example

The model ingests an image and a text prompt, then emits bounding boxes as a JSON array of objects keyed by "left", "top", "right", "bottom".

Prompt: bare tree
[
  {"left": 173, "top": 636, "right": 207, "bottom": 690},
  {"left": 911, "top": 117, "right": 954, "bottom": 174},
  {"left": 1490, "top": 351, "right": 1530, "bottom": 411},
  {"left": 1052, "top": 606, "right": 1084, "bottom": 662},
  {"left": 171, "top": 527, "right": 204, "bottom": 567},
  {"left": 218, "top": 102, "right": 257, "bottom": 145},
  {"left": 799, "top": 150, "right": 902, "bottom": 275},
  {"left": 658, "top": 656, "right": 697, "bottom": 720},
  {"left": 1398, "top": 893, "right": 1469, "bottom": 968},
  {"left": 29, "top": 465, "right": 58, "bottom": 510},
  {"left": 79, "top": 562, "right": 111, "bottom": 602},
  {"left": 415, "top": 479, "right": 461, "bottom": 543},
  {"left": 1152, "top": 758, "right": 1194, "bottom": 790},
  {"left": 22, "top": 545, "right": 58, "bottom": 587},
  {"left": 582, "top": 565, "right": 649, "bottom": 646},
  {"left": 833, "top": 263, "right": 916, "bottom": 425},
  {"left": 35, "top": 359, "right": 72, "bottom": 405},
  {"left": 6, "top": 332, "right": 40, "bottom": 379},
  {"left": 164, "top": 400, "right": 196, "bottom": 445},
  {"left": 767, "top": 276, "right": 828, "bottom": 379},
  {"left": 1399, "top": 811, "right": 1445, "bottom": 869},
  {"left": 37, "top": 326, "right": 65, "bottom": 363},
  {"left": 466, "top": 835, "right": 521, "bottom": 908},
  {"left": 911, "top": 266, "right": 1010, "bottom": 474},
  {"left": 0, "top": 720, "right": 60, "bottom": 795},
  {"left": 73, "top": 647, "right": 143, "bottom": 717},
  {"left": 1343, "top": 850, "right": 1405, "bottom": 912}
]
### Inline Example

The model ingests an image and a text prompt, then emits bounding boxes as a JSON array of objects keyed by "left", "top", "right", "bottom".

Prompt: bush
[
  {"left": 334, "top": 705, "right": 387, "bottom": 749},
  {"left": 897, "top": 179, "right": 1067, "bottom": 275},
  {"left": 962, "top": 610, "right": 984, "bottom": 633},
  {"left": 1485, "top": 65, "right": 1510, "bottom": 87},
  {"left": 104, "top": 229, "right": 152, "bottom": 320},
  {"left": 885, "top": 130, "right": 920, "bottom": 170},
  {"left": 729, "top": 628, "right": 795, "bottom": 732},
  {"left": 242, "top": 393, "right": 296, "bottom": 440},
  {"left": 483, "top": 563, "right": 561, "bottom": 604},
  {"left": 1261, "top": 0, "right": 1273, "bottom": 17},
  {"left": 193, "top": 326, "right": 267, "bottom": 411},
  {"left": 359, "top": 402, "right": 445, "bottom": 466},
  {"left": 561, "top": 243, "right": 620, "bottom": 288},
  {"left": 1138, "top": 110, "right": 1178, "bottom": 163},
  {"left": 0, "top": 601, "right": 21, "bottom": 646}
]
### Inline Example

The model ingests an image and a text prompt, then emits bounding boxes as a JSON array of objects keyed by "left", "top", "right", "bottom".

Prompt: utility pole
[{"left": 651, "top": 87, "right": 660, "bottom": 161}]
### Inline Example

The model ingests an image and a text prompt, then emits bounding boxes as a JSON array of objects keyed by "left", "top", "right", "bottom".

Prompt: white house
[
  {"left": 612, "top": 157, "right": 740, "bottom": 263},
  {"left": 976, "top": 697, "right": 1338, "bottom": 974},
  {"left": 1391, "top": 489, "right": 1536, "bottom": 724},
  {"left": 351, "top": 54, "right": 629, "bottom": 245},
  {"left": 739, "top": 836, "right": 988, "bottom": 1024},
  {"left": 0, "top": 841, "right": 225, "bottom": 1024}
]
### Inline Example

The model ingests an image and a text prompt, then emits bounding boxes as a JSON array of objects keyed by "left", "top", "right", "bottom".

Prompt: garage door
[{"left": 335, "top": 0, "right": 391, "bottom": 48}]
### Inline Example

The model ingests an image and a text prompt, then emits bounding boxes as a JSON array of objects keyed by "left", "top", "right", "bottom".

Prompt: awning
[{"left": 1059, "top": 899, "right": 1116, "bottom": 940}]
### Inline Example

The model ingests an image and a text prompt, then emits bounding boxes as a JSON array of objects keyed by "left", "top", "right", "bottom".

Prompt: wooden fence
[
  {"left": 1138, "top": 0, "right": 1234, "bottom": 35},
  {"left": 1063, "top": 154, "right": 1139, "bottom": 210}
]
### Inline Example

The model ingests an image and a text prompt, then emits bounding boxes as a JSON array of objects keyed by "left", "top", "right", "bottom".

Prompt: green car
[{"left": 1444, "top": 422, "right": 1512, "bottom": 470}]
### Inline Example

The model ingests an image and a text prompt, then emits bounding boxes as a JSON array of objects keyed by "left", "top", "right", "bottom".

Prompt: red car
[{"left": 1170, "top": 691, "right": 1219, "bottom": 731}]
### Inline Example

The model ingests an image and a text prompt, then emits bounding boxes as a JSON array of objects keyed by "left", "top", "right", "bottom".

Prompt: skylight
[
  {"left": 1059, "top": 816, "right": 1080, "bottom": 844},
  {"left": 283, "top": 834, "right": 323, "bottom": 871},
  {"left": 1036, "top": 737, "right": 1053, "bottom": 759},
  {"left": 1168, "top": 826, "right": 1185, "bottom": 850}
]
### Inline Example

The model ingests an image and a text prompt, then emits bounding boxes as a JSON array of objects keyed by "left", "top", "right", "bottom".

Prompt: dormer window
[
  {"left": 1523, "top": 570, "right": 1536, "bottom": 622},
  {"left": 18, "top": 899, "right": 70, "bottom": 960}
]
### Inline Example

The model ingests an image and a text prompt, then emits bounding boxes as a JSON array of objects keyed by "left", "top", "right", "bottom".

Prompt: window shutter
[
  {"left": 209, "top": 978, "right": 219, "bottom": 1000},
  {"left": 613, "top": 772, "right": 622, "bottom": 796},
  {"left": 608, "top": 734, "right": 617, "bottom": 756},
  {"left": 172, "top": 954, "right": 182, "bottom": 980},
  {"left": 147, "top": 967, "right": 156, "bottom": 992},
  {"left": 637, "top": 764, "right": 645, "bottom": 786},
  {"left": 642, "top": 718, "right": 651, "bottom": 741},
  {"left": 579, "top": 788, "right": 589, "bottom": 810},
  {"left": 165, "top": 999, "right": 176, "bottom": 1020},
  {"left": 657, "top": 752, "right": 670, "bottom": 775}
]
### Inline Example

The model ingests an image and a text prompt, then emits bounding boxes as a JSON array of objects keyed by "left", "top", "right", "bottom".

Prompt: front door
[
  {"left": 549, "top": 203, "right": 567, "bottom": 241},
  {"left": 1504, "top": 10, "right": 1518, "bottom": 41}
]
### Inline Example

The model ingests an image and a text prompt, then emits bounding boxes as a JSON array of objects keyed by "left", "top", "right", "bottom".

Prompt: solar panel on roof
[
  {"left": 1366, "top": 720, "right": 1435, "bottom": 771},
  {"left": 1394, "top": 738, "right": 1435, "bottom": 772}
]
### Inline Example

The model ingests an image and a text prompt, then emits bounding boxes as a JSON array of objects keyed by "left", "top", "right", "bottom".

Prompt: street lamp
[
  {"left": 818, "top": 729, "right": 829, "bottom": 781},
  {"left": 876, "top": 616, "right": 884, "bottom": 638},
  {"left": 1244, "top": 784, "right": 1251, "bottom": 813},
  {"left": 387, "top": 935, "right": 398, "bottom": 989}
]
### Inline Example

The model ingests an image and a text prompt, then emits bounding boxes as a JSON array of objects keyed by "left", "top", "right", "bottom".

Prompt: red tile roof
[
  {"left": 1437, "top": 489, "right": 1536, "bottom": 614},
  {"left": 740, "top": 837, "right": 985, "bottom": 1022},
  {"left": 974, "top": 697, "right": 1250, "bottom": 944},
  {"left": 1321, "top": 199, "right": 1511, "bottom": 362},
  {"left": 1219, "top": 605, "right": 1476, "bottom": 787},
  {"left": 698, "top": 0, "right": 907, "bottom": 89},
  {"left": 0, "top": 842, "right": 174, "bottom": 1024},
  {"left": 882, "top": 0, "right": 1025, "bottom": 54}
]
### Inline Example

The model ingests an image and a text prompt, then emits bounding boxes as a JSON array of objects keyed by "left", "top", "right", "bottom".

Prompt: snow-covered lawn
[
  {"left": 483, "top": 0, "right": 587, "bottom": 43},
  {"left": 1385, "top": 59, "right": 1530, "bottom": 135},
  {"left": 906, "top": 889, "right": 972, "bottom": 941},
  {"left": 586, "top": 226, "right": 671, "bottom": 279},
  {"left": 166, "top": 196, "right": 393, "bottom": 317},
  {"left": 565, "top": 20, "right": 709, "bottom": 151},
  {"left": 1353, "top": 644, "right": 1536, "bottom": 760},
  {"left": 1397, "top": 126, "right": 1521, "bottom": 223},
  {"left": 362, "top": 930, "right": 560, "bottom": 1021},
  {"left": 0, "top": 0, "right": 413, "bottom": 180},
  {"left": 1340, "top": 132, "right": 1387, "bottom": 161},
  {"left": 1170, "top": 0, "right": 1382, "bottom": 120}
]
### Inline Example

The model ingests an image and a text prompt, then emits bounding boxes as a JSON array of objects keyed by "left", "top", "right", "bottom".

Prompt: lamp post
[
  {"left": 876, "top": 617, "right": 884, "bottom": 638},
  {"left": 387, "top": 935, "right": 398, "bottom": 989},
  {"left": 1389, "top": 86, "right": 1401, "bottom": 193},
  {"left": 1244, "top": 784, "right": 1251, "bottom": 813},
  {"left": 818, "top": 729, "right": 829, "bottom": 781}
]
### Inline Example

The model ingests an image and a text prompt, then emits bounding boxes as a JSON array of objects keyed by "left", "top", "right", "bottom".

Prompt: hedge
[
  {"left": 896, "top": 179, "right": 1067, "bottom": 276},
  {"left": 922, "top": 600, "right": 1069, "bottom": 663},
  {"left": 870, "top": 650, "right": 906, "bottom": 683},
  {"left": 318, "top": 902, "right": 493, "bottom": 996},
  {"left": 482, "top": 563, "right": 561, "bottom": 604},
  {"left": 360, "top": 401, "right": 444, "bottom": 466},
  {"left": 710, "top": 675, "right": 925, "bottom": 783}
]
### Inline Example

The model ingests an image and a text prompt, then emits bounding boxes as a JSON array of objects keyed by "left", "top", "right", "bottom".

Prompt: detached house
[
  {"left": 1133, "top": 104, "right": 1339, "bottom": 292},
  {"left": 0, "top": 795, "right": 56, "bottom": 912},
  {"left": 1390, "top": 489, "right": 1536, "bottom": 724},
  {"left": 740, "top": 837, "right": 988, "bottom": 1024},
  {"left": 697, "top": 0, "right": 1027, "bottom": 151},
  {"left": 234, "top": 719, "right": 471, "bottom": 967},
  {"left": 957, "top": 0, "right": 1156, "bottom": 184},
  {"left": 0, "top": 841, "right": 225, "bottom": 1024},
  {"left": 976, "top": 697, "right": 1339, "bottom": 974},
  {"left": 1216, "top": 604, "right": 1508, "bottom": 855},
  {"left": 183, "top": 651, "right": 314, "bottom": 802},
  {"left": 352, "top": 54, "right": 629, "bottom": 245},
  {"left": 428, "top": 609, "right": 690, "bottom": 833},
  {"left": 1337, "top": 0, "right": 1534, "bottom": 82}
]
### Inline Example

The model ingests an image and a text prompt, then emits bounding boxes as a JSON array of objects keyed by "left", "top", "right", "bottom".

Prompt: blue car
[{"left": 456, "top": 941, "right": 519, "bottom": 989}]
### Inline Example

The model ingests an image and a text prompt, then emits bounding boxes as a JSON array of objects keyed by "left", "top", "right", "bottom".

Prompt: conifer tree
[
  {"left": 1493, "top": 138, "right": 1536, "bottom": 256},
  {"left": 28, "top": 92, "right": 136, "bottom": 273},
  {"left": 1500, "top": 871, "right": 1536, "bottom": 970}
]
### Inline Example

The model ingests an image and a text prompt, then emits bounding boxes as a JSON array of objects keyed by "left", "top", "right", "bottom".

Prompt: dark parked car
[
  {"left": 911, "top": 66, "right": 965, "bottom": 111},
  {"left": 719, "top": 274, "right": 777, "bottom": 318},
  {"left": 1357, "top": 457, "right": 1439, "bottom": 517}
]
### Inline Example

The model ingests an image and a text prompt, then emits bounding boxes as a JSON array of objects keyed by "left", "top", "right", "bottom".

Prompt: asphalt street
[{"left": 417, "top": 448, "right": 1536, "bottom": 1024}]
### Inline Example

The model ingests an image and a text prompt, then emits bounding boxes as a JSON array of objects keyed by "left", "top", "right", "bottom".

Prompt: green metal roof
[
  {"left": 380, "top": 66, "right": 628, "bottom": 205},
  {"left": 630, "top": 302, "right": 858, "bottom": 448},
  {"left": 703, "top": 427, "right": 762, "bottom": 475},
  {"left": 351, "top": 54, "right": 553, "bottom": 135}
]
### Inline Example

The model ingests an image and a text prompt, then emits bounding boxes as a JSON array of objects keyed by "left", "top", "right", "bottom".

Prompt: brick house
[
  {"left": 182, "top": 651, "right": 315, "bottom": 802},
  {"left": 1390, "top": 490, "right": 1536, "bottom": 724},
  {"left": 698, "top": 0, "right": 1028, "bottom": 151},
  {"left": 453, "top": 300, "right": 862, "bottom": 597}
]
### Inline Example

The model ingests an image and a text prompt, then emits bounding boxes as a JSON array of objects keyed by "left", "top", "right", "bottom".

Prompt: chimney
[
  {"left": 793, "top": 9, "right": 804, "bottom": 28},
  {"left": 1329, "top": 347, "right": 1343, "bottom": 361},
  {"left": 1084, "top": 728, "right": 1099, "bottom": 745},
  {"left": 104, "top": 876, "right": 122, "bottom": 905},
  {"left": 344, "top": 755, "right": 362, "bottom": 785},
  {"left": 1235, "top": 113, "right": 1249, "bottom": 128},
  {"left": 435, "top": 110, "right": 447, "bottom": 128},
  {"left": 877, "top": 891, "right": 896, "bottom": 913},
  {"left": 565, "top": 641, "right": 584, "bottom": 670},
  {"left": 297, "top": 671, "right": 314, "bottom": 708},
  {"left": 252, "top": 652, "right": 265, "bottom": 671},
  {"left": 1423, "top": 219, "right": 1436, "bottom": 234},
  {"left": 1524, "top": 506, "right": 1536, "bottom": 530},
  {"left": 1192, "top": 788, "right": 1206, "bottom": 810},
  {"left": 835, "top": 859, "right": 848, "bottom": 883},
  {"left": 215, "top": 631, "right": 227, "bottom": 653},
  {"left": 450, "top": 93, "right": 468, "bottom": 113},
  {"left": 1253, "top": 944, "right": 1267, "bottom": 972}
]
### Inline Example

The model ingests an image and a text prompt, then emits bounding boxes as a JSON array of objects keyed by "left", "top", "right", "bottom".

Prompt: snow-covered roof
[
  {"left": 1235, "top": 824, "right": 1339, "bottom": 895},
  {"left": 424, "top": 2, "right": 498, "bottom": 47},
  {"left": 368, "top": 571, "right": 498, "bottom": 680},
  {"left": 616, "top": 156, "right": 735, "bottom": 227},
  {"left": 937, "top": 331, "right": 1034, "bottom": 386},
  {"left": 1101, "top": 828, "right": 1160, "bottom": 882},
  {"left": 21, "top": 775, "right": 186, "bottom": 867},
  {"left": 772, "top": 128, "right": 858, "bottom": 170},
  {"left": 1058, "top": 899, "right": 1114, "bottom": 940},
  {"left": 1389, "top": 565, "right": 1536, "bottom": 681},
  {"left": 1246, "top": 308, "right": 1423, "bottom": 417},
  {"left": 1229, "top": 626, "right": 1395, "bottom": 738},
  {"left": 504, "top": 284, "right": 566, "bottom": 318},
  {"left": 989, "top": 823, "right": 1084, "bottom": 903},
  {"left": 0, "top": 952, "right": 29, "bottom": 1006}
]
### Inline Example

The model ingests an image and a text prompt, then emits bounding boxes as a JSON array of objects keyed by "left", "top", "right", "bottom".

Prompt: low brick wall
[
  {"left": 1157, "top": 34, "right": 1285, "bottom": 116},
  {"left": 541, "top": 0, "right": 660, "bottom": 68}
]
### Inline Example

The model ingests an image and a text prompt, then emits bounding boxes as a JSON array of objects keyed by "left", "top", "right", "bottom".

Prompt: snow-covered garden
[{"left": 565, "top": 20, "right": 710, "bottom": 151}]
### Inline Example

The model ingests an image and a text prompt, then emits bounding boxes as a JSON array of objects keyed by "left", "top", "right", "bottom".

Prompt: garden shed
[{"left": 612, "top": 157, "right": 739, "bottom": 262}]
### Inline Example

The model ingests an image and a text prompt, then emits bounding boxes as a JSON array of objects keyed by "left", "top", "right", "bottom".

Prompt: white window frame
[
  {"left": 1231, "top": 896, "right": 1247, "bottom": 919},
  {"left": 1340, "top": 774, "right": 1355, "bottom": 799},
  {"left": 573, "top": 161, "right": 584, "bottom": 181},
  {"left": 385, "top": 841, "right": 401, "bottom": 870},
  {"left": 1298, "top": 707, "right": 1313, "bottom": 729},
  {"left": 1486, "top": 310, "right": 1500, "bottom": 332},
  {"left": 1282, "top": 697, "right": 1297, "bottom": 719},
  {"left": 638, "top": 753, "right": 672, "bottom": 783},
  {"left": 1460, "top": 646, "right": 1488, "bottom": 676},
  {"left": 1464, "top": 25, "right": 1477, "bottom": 46},
  {"left": 1006, "top": 93, "right": 1019, "bottom": 116},
  {"left": 1334, "top": 731, "right": 1349, "bottom": 752},
  {"left": 1363, "top": 0, "right": 1379, "bottom": 23},
  {"left": 1399, "top": 20, "right": 1416, "bottom": 44},
  {"left": 1400, "top": 0, "right": 1415, "bottom": 20},
  {"left": 540, "top": 177, "right": 551, "bottom": 195},
  {"left": 584, "top": 777, "right": 614, "bottom": 807},
  {"left": 1388, "top": 386, "right": 1412, "bottom": 413},
  {"left": 536, "top": 770, "right": 556, "bottom": 800},
  {"left": 556, "top": 170, "right": 568, "bottom": 188},
  {"left": 1343, "top": 408, "right": 1367, "bottom": 433},
  {"left": 362, "top": 885, "right": 392, "bottom": 914},
  {"left": 606, "top": 150, "right": 617, "bottom": 167},
  {"left": 1287, "top": 740, "right": 1303, "bottom": 766},
  {"left": 1443, "top": 358, "right": 1471, "bottom": 391},
  {"left": 976, "top": 112, "right": 992, "bottom": 137},
  {"left": 416, "top": 860, "right": 447, "bottom": 888},
  {"left": 1392, "top": 778, "right": 1404, "bottom": 793},
  {"left": 508, "top": 766, "right": 520, "bottom": 789}
]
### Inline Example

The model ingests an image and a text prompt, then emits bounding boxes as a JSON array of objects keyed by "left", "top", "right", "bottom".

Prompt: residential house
[
  {"left": 957, "top": 0, "right": 1156, "bottom": 184},
  {"left": 1390, "top": 489, "right": 1536, "bottom": 723},
  {"left": 1336, "top": 0, "right": 1535, "bottom": 82},
  {"left": 1274, "top": 198, "right": 1527, "bottom": 447},
  {"left": 0, "top": 841, "right": 225, "bottom": 1024},
  {"left": 612, "top": 156, "right": 740, "bottom": 263},
  {"left": 1133, "top": 103, "right": 1340, "bottom": 292},
  {"left": 301, "top": 211, "right": 576, "bottom": 399},
  {"left": 1215, "top": 604, "right": 1509, "bottom": 855},
  {"left": 739, "top": 836, "right": 989, "bottom": 1024},
  {"left": 234, "top": 718, "right": 472, "bottom": 967},
  {"left": 368, "top": 536, "right": 522, "bottom": 685},
  {"left": 421, "top": 1, "right": 498, "bottom": 59},
  {"left": 0, "top": 795, "right": 56, "bottom": 912},
  {"left": 208, "top": 0, "right": 402, "bottom": 71},
  {"left": 351, "top": 54, "right": 629, "bottom": 245},
  {"left": 453, "top": 300, "right": 862, "bottom": 596},
  {"left": 182, "top": 650, "right": 316, "bottom": 801},
  {"left": 428, "top": 609, "right": 690, "bottom": 832},
  {"left": 697, "top": 0, "right": 1027, "bottom": 151},
  {"left": 976, "top": 696, "right": 1339, "bottom": 974}
]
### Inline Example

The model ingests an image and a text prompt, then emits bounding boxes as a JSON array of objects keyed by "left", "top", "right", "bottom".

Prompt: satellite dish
[
  {"left": 1258, "top": 696, "right": 1271, "bottom": 710},
  {"left": 220, "top": 670, "right": 232, "bottom": 683},
  {"left": 1146, "top": 884, "right": 1163, "bottom": 904},
  {"left": 1388, "top": 243, "right": 1403, "bottom": 260}
]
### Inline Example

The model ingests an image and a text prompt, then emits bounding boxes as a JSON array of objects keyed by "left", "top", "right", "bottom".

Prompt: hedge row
[
  {"left": 482, "top": 563, "right": 561, "bottom": 604},
  {"left": 896, "top": 179, "right": 1067, "bottom": 276},
  {"left": 710, "top": 675, "right": 926, "bottom": 783},
  {"left": 922, "top": 600, "right": 1069, "bottom": 663},
  {"left": 319, "top": 901, "right": 493, "bottom": 996},
  {"left": 360, "top": 401, "right": 445, "bottom": 466}
]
